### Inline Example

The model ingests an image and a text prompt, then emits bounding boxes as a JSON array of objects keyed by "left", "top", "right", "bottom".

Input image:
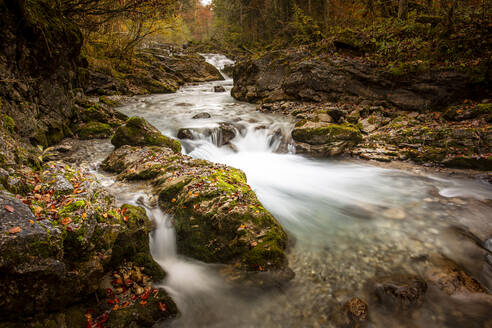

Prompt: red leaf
[
  {"left": 4, "top": 205, "right": 14, "bottom": 213},
  {"left": 158, "top": 302, "right": 167, "bottom": 312}
]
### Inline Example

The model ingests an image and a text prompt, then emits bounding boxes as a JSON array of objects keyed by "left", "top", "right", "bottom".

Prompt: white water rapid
[{"left": 107, "top": 54, "right": 492, "bottom": 328}]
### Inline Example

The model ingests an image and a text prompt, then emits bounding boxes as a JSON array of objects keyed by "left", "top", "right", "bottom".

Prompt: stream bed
[{"left": 89, "top": 54, "right": 492, "bottom": 327}]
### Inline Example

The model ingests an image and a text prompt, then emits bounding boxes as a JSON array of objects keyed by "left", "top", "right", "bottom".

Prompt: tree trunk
[{"left": 398, "top": 0, "right": 408, "bottom": 19}]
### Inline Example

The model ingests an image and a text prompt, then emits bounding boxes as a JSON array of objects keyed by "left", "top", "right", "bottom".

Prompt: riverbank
[{"left": 230, "top": 47, "right": 491, "bottom": 171}]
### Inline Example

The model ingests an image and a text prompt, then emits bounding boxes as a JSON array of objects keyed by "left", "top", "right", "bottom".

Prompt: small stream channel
[{"left": 87, "top": 54, "right": 492, "bottom": 327}]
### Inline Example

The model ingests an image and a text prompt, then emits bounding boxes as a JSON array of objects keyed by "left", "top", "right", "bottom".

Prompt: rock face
[
  {"left": 0, "top": 0, "right": 83, "bottom": 165},
  {"left": 102, "top": 145, "right": 290, "bottom": 272},
  {"left": 112, "top": 117, "right": 181, "bottom": 152},
  {"left": 292, "top": 122, "right": 362, "bottom": 157},
  {"left": 0, "top": 163, "right": 176, "bottom": 325},
  {"left": 331, "top": 297, "right": 369, "bottom": 328},
  {"left": 232, "top": 49, "right": 487, "bottom": 111}
]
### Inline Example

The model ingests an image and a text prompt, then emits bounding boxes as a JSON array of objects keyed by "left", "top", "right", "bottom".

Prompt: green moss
[
  {"left": 99, "top": 96, "right": 117, "bottom": 106},
  {"left": 78, "top": 121, "right": 112, "bottom": 139},
  {"left": 3, "top": 115, "right": 15, "bottom": 133},
  {"left": 292, "top": 123, "right": 363, "bottom": 144},
  {"left": 112, "top": 117, "right": 181, "bottom": 152},
  {"left": 59, "top": 200, "right": 86, "bottom": 217}
]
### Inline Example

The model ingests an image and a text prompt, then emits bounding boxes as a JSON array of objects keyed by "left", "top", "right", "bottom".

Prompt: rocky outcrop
[
  {"left": 81, "top": 51, "right": 224, "bottom": 96},
  {"left": 0, "top": 163, "right": 177, "bottom": 326},
  {"left": 232, "top": 49, "right": 488, "bottom": 111},
  {"left": 0, "top": 0, "right": 83, "bottom": 165},
  {"left": 102, "top": 145, "right": 290, "bottom": 273},
  {"left": 112, "top": 117, "right": 182, "bottom": 152},
  {"left": 258, "top": 100, "right": 491, "bottom": 168}
]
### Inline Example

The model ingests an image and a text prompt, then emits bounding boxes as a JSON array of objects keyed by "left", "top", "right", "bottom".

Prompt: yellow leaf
[
  {"left": 171, "top": 198, "right": 176, "bottom": 203},
  {"left": 34, "top": 185, "right": 42, "bottom": 192}
]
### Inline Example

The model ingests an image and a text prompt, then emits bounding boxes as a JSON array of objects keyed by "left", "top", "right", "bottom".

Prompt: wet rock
[
  {"left": 192, "top": 112, "right": 211, "bottom": 119},
  {"left": 102, "top": 146, "right": 290, "bottom": 274},
  {"left": 177, "top": 123, "right": 239, "bottom": 147},
  {"left": 214, "top": 85, "right": 226, "bottom": 92},
  {"left": 111, "top": 117, "right": 181, "bottom": 152},
  {"left": 331, "top": 297, "right": 369, "bottom": 328},
  {"left": 52, "top": 175, "right": 74, "bottom": 196},
  {"left": 222, "top": 63, "right": 235, "bottom": 76},
  {"left": 372, "top": 275, "right": 427, "bottom": 312},
  {"left": 421, "top": 254, "right": 487, "bottom": 295},
  {"left": 292, "top": 122, "right": 363, "bottom": 157}
]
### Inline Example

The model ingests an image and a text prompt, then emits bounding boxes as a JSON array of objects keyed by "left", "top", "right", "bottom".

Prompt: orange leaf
[
  {"left": 121, "top": 207, "right": 127, "bottom": 215},
  {"left": 112, "top": 304, "right": 120, "bottom": 311},
  {"left": 82, "top": 212, "right": 87, "bottom": 219},
  {"left": 34, "top": 185, "right": 42, "bottom": 192},
  {"left": 9, "top": 226, "right": 21, "bottom": 234},
  {"left": 61, "top": 217, "right": 72, "bottom": 225},
  {"left": 4, "top": 205, "right": 14, "bottom": 213},
  {"left": 102, "top": 213, "right": 108, "bottom": 218},
  {"left": 29, "top": 219, "right": 34, "bottom": 225},
  {"left": 123, "top": 216, "right": 129, "bottom": 222},
  {"left": 171, "top": 198, "right": 176, "bottom": 203},
  {"left": 139, "top": 300, "right": 147, "bottom": 305}
]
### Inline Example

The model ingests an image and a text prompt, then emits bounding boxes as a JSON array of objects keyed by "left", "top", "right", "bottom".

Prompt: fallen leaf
[
  {"left": 139, "top": 300, "right": 147, "bottom": 305},
  {"left": 9, "top": 226, "right": 21, "bottom": 234},
  {"left": 112, "top": 304, "right": 119, "bottom": 311},
  {"left": 158, "top": 302, "right": 167, "bottom": 312},
  {"left": 121, "top": 207, "right": 127, "bottom": 215},
  {"left": 4, "top": 205, "right": 14, "bottom": 213},
  {"left": 32, "top": 205, "right": 43, "bottom": 215},
  {"left": 61, "top": 217, "right": 72, "bottom": 225},
  {"left": 171, "top": 198, "right": 176, "bottom": 203},
  {"left": 123, "top": 216, "right": 129, "bottom": 222},
  {"left": 34, "top": 185, "right": 42, "bottom": 192},
  {"left": 29, "top": 219, "right": 34, "bottom": 225},
  {"left": 82, "top": 212, "right": 87, "bottom": 219}
]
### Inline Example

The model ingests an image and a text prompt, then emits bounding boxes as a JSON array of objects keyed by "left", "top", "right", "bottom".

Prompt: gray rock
[
  {"left": 192, "top": 112, "right": 211, "bottom": 119},
  {"left": 52, "top": 175, "right": 74, "bottom": 196}
]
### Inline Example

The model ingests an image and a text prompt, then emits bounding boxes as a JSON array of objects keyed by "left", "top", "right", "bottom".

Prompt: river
[{"left": 93, "top": 54, "right": 492, "bottom": 327}]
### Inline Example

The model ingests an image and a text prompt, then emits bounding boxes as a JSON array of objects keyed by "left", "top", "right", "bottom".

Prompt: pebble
[{"left": 382, "top": 207, "right": 406, "bottom": 220}]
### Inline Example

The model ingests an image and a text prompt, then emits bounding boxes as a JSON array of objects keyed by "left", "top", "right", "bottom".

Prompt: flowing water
[{"left": 92, "top": 54, "right": 492, "bottom": 327}]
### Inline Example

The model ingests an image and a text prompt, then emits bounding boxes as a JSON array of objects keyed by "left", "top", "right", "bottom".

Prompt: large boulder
[
  {"left": 0, "top": 163, "right": 176, "bottom": 325},
  {"left": 112, "top": 117, "right": 181, "bottom": 152},
  {"left": 292, "top": 122, "right": 363, "bottom": 157},
  {"left": 102, "top": 145, "right": 290, "bottom": 273}
]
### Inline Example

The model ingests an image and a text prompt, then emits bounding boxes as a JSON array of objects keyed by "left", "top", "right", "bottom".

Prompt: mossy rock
[
  {"left": 442, "top": 156, "right": 492, "bottom": 171},
  {"left": 292, "top": 123, "right": 363, "bottom": 145},
  {"left": 78, "top": 122, "right": 112, "bottom": 139},
  {"left": 106, "top": 290, "right": 178, "bottom": 328},
  {"left": 3, "top": 115, "right": 15, "bottom": 133},
  {"left": 109, "top": 204, "right": 165, "bottom": 281},
  {"left": 111, "top": 117, "right": 181, "bottom": 153}
]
